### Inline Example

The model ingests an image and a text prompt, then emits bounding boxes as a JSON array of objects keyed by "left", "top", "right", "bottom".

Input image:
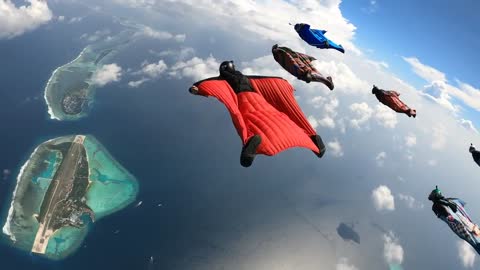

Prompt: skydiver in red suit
[
  {"left": 190, "top": 61, "right": 326, "bottom": 167},
  {"left": 372, "top": 85, "right": 417, "bottom": 118}
]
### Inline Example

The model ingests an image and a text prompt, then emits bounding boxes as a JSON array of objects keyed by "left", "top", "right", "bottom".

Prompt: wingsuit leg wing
[{"left": 248, "top": 77, "right": 326, "bottom": 157}]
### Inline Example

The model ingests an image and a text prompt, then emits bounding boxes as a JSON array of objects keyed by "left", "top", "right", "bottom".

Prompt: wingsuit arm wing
[
  {"left": 248, "top": 77, "right": 317, "bottom": 136},
  {"left": 192, "top": 79, "right": 249, "bottom": 142}
]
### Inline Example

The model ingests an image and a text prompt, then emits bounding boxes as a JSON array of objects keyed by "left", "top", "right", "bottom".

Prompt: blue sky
[
  {"left": 343, "top": 0, "right": 480, "bottom": 84},
  {"left": 342, "top": 0, "right": 480, "bottom": 129},
  {"left": 2, "top": 1, "right": 480, "bottom": 269}
]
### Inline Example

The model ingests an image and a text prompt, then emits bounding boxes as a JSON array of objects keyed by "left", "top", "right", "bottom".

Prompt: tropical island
[
  {"left": 2, "top": 135, "right": 138, "bottom": 260},
  {"left": 44, "top": 29, "right": 135, "bottom": 121}
]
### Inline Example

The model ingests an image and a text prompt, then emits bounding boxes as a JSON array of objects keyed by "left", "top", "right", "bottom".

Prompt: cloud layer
[{"left": 0, "top": 0, "right": 53, "bottom": 39}]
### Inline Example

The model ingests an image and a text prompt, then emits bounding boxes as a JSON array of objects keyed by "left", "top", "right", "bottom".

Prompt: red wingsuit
[
  {"left": 192, "top": 76, "right": 322, "bottom": 156},
  {"left": 372, "top": 86, "right": 416, "bottom": 118}
]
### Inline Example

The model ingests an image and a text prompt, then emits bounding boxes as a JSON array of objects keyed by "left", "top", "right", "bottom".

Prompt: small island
[
  {"left": 2, "top": 135, "right": 138, "bottom": 260},
  {"left": 44, "top": 30, "right": 135, "bottom": 121}
]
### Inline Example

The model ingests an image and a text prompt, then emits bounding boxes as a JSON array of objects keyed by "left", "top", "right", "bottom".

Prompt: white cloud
[
  {"left": 374, "top": 104, "right": 398, "bottom": 128},
  {"left": 57, "top": 15, "right": 65, "bottom": 22},
  {"left": 68, "top": 16, "right": 83, "bottom": 24},
  {"left": 402, "top": 56, "right": 447, "bottom": 82},
  {"left": 114, "top": 0, "right": 361, "bottom": 54},
  {"left": 431, "top": 125, "right": 447, "bottom": 150},
  {"left": 398, "top": 193, "right": 424, "bottom": 209},
  {"left": 92, "top": 64, "right": 123, "bottom": 86},
  {"left": 349, "top": 102, "right": 373, "bottom": 129},
  {"left": 405, "top": 133, "right": 417, "bottom": 147},
  {"left": 308, "top": 115, "right": 318, "bottom": 129},
  {"left": 140, "top": 60, "right": 168, "bottom": 78},
  {"left": 375, "top": 152, "right": 386, "bottom": 167},
  {"left": 405, "top": 57, "right": 480, "bottom": 114},
  {"left": 336, "top": 258, "right": 358, "bottom": 270},
  {"left": 383, "top": 232, "right": 404, "bottom": 265},
  {"left": 169, "top": 55, "right": 220, "bottom": 81},
  {"left": 0, "top": 0, "right": 53, "bottom": 39},
  {"left": 460, "top": 119, "right": 479, "bottom": 134},
  {"left": 318, "top": 116, "right": 336, "bottom": 129},
  {"left": 327, "top": 139, "right": 344, "bottom": 157},
  {"left": 141, "top": 26, "right": 185, "bottom": 42},
  {"left": 372, "top": 185, "right": 395, "bottom": 211},
  {"left": 312, "top": 61, "right": 370, "bottom": 93},
  {"left": 128, "top": 78, "right": 149, "bottom": 88},
  {"left": 458, "top": 241, "right": 476, "bottom": 268}
]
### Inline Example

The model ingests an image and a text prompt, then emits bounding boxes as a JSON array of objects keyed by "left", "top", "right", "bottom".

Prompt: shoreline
[
  {"left": 2, "top": 138, "right": 56, "bottom": 242},
  {"left": 43, "top": 48, "right": 88, "bottom": 121}
]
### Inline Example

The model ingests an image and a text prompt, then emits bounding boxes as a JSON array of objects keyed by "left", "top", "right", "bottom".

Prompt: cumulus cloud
[
  {"left": 92, "top": 64, "right": 123, "bottom": 86},
  {"left": 376, "top": 152, "right": 387, "bottom": 167},
  {"left": 113, "top": 0, "right": 361, "bottom": 54},
  {"left": 318, "top": 116, "right": 336, "bottom": 129},
  {"left": 328, "top": 139, "right": 344, "bottom": 157},
  {"left": 458, "top": 241, "right": 476, "bottom": 268},
  {"left": 372, "top": 185, "right": 395, "bottom": 211},
  {"left": 0, "top": 0, "right": 53, "bottom": 39},
  {"left": 128, "top": 59, "right": 168, "bottom": 87},
  {"left": 383, "top": 232, "right": 404, "bottom": 265},
  {"left": 140, "top": 60, "right": 168, "bottom": 78},
  {"left": 404, "top": 133, "right": 417, "bottom": 147},
  {"left": 405, "top": 57, "right": 480, "bottom": 115},
  {"left": 141, "top": 26, "right": 185, "bottom": 42},
  {"left": 374, "top": 104, "right": 398, "bottom": 128},
  {"left": 349, "top": 102, "right": 373, "bottom": 129},
  {"left": 398, "top": 193, "right": 424, "bottom": 209},
  {"left": 336, "top": 258, "right": 358, "bottom": 270},
  {"left": 169, "top": 55, "right": 219, "bottom": 81},
  {"left": 312, "top": 61, "right": 370, "bottom": 93}
]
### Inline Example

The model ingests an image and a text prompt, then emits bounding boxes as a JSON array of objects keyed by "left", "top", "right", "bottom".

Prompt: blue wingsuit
[{"left": 294, "top": 23, "right": 345, "bottom": 54}]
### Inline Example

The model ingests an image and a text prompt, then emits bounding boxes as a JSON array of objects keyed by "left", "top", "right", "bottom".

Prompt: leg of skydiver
[
  {"left": 310, "top": 73, "right": 334, "bottom": 90},
  {"left": 310, "top": 135, "right": 326, "bottom": 158},
  {"left": 240, "top": 135, "right": 262, "bottom": 167}
]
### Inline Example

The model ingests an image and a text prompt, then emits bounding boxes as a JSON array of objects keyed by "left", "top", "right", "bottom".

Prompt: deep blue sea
[{"left": 0, "top": 13, "right": 329, "bottom": 270}]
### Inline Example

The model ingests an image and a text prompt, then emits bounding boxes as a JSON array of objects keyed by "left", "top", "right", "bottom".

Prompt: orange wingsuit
[{"left": 190, "top": 61, "right": 325, "bottom": 167}]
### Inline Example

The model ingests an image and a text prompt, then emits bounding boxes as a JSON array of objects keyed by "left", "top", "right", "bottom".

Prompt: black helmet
[
  {"left": 272, "top": 44, "right": 279, "bottom": 53},
  {"left": 219, "top": 60, "right": 235, "bottom": 75},
  {"left": 428, "top": 185, "right": 443, "bottom": 201},
  {"left": 372, "top": 85, "right": 379, "bottom": 94},
  {"left": 294, "top": 23, "right": 303, "bottom": 32}
]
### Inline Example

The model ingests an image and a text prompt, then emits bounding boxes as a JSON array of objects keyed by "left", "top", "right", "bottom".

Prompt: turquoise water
[
  {"left": 44, "top": 29, "right": 138, "bottom": 121},
  {"left": 2, "top": 135, "right": 138, "bottom": 260},
  {"left": 83, "top": 136, "right": 138, "bottom": 219}
]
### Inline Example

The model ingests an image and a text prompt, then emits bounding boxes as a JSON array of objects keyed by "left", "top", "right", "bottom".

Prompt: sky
[{"left": 1, "top": 0, "right": 480, "bottom": 270}]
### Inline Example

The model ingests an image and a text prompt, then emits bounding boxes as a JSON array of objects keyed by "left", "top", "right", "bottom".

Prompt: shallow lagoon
[{"left": 2, "top": 135, "right": 138, "bottom": 260}]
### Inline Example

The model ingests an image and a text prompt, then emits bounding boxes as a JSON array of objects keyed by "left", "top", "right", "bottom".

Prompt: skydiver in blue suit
[{"left": 294, "top": 23, "right": 345, "bottom": 54}]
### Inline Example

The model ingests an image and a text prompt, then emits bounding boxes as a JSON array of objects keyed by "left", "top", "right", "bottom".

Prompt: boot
[
  {"left": 240, "top": 135, "right": 262, "bottom": 167},
  {"left": 310, "top": 135, "right": 326, "bottom": 158}
]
